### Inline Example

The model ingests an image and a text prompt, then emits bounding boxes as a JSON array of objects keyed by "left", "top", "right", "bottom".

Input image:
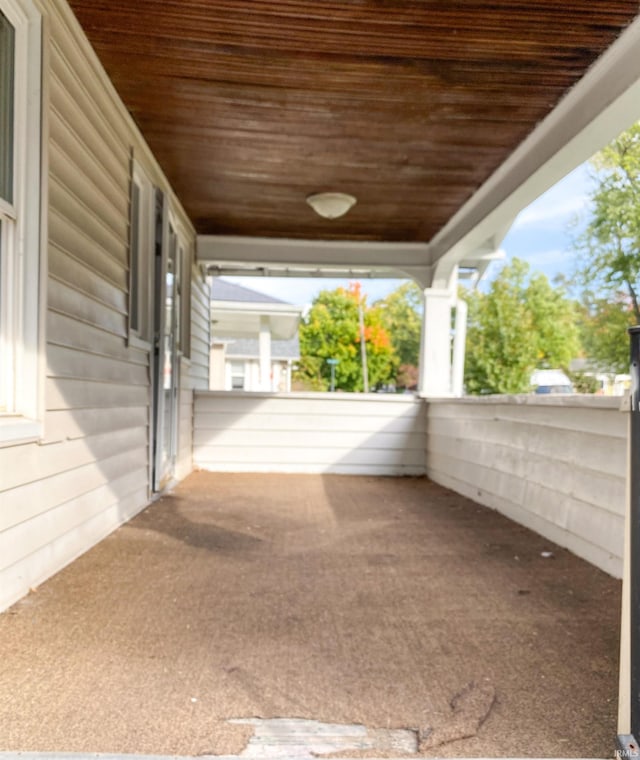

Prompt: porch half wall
[{"left": 193, "top": 391, "right": 427, "bottom": 476}]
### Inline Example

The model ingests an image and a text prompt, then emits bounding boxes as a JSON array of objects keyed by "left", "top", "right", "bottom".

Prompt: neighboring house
[{"left": 210, "top": 280, "right": 302, "bottom": 393}]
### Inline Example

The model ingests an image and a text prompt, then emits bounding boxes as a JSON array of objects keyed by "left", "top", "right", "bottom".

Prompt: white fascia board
[
  {"left": 428, "top": 13, "right": 640, "bottom": 280},
  {"left": 211, "top": 300, "right": 304, "bottom": 318},
  {"left": 199, "top": 236, "right": 431, "bottom": 277}
]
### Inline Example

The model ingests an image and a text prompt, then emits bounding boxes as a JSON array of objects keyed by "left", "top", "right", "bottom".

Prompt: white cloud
[
  {"left": 513, "top": 195, "right": 589, "bottom": 229},
  {"left": 510, "top": 164, "right": 594, "bottom": 231}
]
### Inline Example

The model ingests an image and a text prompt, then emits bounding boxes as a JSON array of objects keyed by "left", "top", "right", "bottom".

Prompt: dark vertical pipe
[{"left": 629, "top": 326, "right": 640, "bottom": 745}]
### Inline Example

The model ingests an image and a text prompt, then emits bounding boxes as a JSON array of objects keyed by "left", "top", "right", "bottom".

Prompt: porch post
[
  {"left": 418, "top": 287, "right": 453, "bottom": 397},
  {"left": 259, "top": 316, "right": 272, "bottom": 391}
]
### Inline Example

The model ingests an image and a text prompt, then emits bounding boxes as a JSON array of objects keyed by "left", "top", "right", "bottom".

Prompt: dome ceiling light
[{"left": 306, "top": 192, "right": 357, "bottom": 220}]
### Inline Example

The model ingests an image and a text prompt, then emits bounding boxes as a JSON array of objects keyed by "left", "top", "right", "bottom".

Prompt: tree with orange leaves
[{"left": 295, "top": 283, "right": 397, "bottom": 392}]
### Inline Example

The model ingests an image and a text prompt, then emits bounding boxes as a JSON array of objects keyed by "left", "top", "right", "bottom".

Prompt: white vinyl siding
[
  {"left": 194, "top": 392, "right": 426, "bottom": 476},
  {"left": 0, "top": 0, "right": 200, "bottom": 613}
]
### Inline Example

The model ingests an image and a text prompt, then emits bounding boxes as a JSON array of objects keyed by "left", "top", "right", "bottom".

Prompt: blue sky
[
  {"left": 499, "top": 163, "right": 594, "bottom": 285},
  {"left": 226, "top": 162, "right": 596, "bottom": 305}
]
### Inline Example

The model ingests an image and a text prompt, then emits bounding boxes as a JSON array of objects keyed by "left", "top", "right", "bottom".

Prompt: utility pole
[
  {"left": 358, "top": 300, "right": 369, "bottom": 393},
  {"left": 327, "top": 358, "right": 339, "bottom": 392}
]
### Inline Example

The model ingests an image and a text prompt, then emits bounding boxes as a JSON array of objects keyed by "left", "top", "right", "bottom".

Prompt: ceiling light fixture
[{"left": 306, "top": 192, "right": 357, "bottom": 220}]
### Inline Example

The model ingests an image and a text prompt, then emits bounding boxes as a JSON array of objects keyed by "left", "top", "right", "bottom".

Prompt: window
[
  {"left": 167, "top": 211, "right": 192, "bottom": 360},
  {"left": 128, "top": 160, "right": 153, "bottom": 344},
  {"left": 0, "top": 0, "right": 42, "bottom": 444},
  {"left": 230, "top": 361, "right": 245, "bottom": 391}
]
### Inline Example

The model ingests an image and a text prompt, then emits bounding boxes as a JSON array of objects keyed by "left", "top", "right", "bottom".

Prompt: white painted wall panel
[
  {"left": 194, "top": 392, "right": 426, "bottom": 475},
  {"left": 425, "top": 397, "right": 627, "bottom": 577}
]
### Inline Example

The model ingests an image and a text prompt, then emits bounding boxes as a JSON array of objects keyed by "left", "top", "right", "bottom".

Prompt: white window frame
[
  {"left": 128, "top": 159, "right": 153, "bottom": 347},
  {"left": 0, "top": 0, "right": 43, "bottom": 446},
  {"left": 167, "top": 209, "right": 192, "bottom": 361},
  {"left": 228, "top": 360, "right": 246, "bottom": 391}
]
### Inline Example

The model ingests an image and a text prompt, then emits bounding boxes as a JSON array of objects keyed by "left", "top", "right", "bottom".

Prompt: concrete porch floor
[{"left": 0, "top": 473, "right": 621, "bottom": 758}]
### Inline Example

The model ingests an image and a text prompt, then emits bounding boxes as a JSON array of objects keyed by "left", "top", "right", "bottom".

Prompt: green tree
[
  {"left": 373, "top": 280, "right": 422, "bottom": 389},
  {"left": 576, "top": 123, "right": 640, "bottom": 321},
  {"left": 579, "top": 291, "right": 636, "bottom": 374},
  {"left": 295, "top": 283, "right": 397, "bottom": 392},
  {"left": 464, "top": 259, "right": 580, "bottom": 395},
  {"left": 374, "top": 281, "right": 422, "bottom": 366}
]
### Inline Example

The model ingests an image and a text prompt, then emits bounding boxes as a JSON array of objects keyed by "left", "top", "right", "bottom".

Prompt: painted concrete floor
[{"left": 0, "top": 473, "right": 622, "bottom": 757}]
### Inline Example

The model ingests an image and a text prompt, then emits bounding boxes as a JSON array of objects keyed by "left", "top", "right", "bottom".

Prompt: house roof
[
  {"left": 217, "top": 336, "right": 300, "bottom": 361},
  {"left": 210, "top": 279, "right": 289, "bottom": 305},
  {"left": 211, "top": 279, "right": 303, "bottom": 341}
]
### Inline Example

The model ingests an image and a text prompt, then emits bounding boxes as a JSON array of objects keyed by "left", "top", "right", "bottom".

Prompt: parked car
[{"left": 530, "top": 369, "right": 573, "bottom": 394}]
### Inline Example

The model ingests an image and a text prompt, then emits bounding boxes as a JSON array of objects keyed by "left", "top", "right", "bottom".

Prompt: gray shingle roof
[
  {"left": 211, "top": 278, "right": 289, "bottom": 305},
  {"left": 214, "top": 335, "right": 300, "bottom": 360}
]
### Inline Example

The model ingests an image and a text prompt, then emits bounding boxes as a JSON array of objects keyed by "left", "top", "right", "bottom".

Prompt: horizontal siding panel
[
  {"left": 197, "top": 411, "right": 424, "bottom": 435},
  {"left": 47, "top": 311, "right": 147, "bottom": 365},
  {"left": 49, "top": 175, "right": 126, "bottom": 265},
  {"left": 0, "top": 450, "right": 148, "bottom": 534},
  {"left": 49, "top": 76, "right": 129, "bottom": 200},
  {"left": 427, "top": 415, "right": 626, "bottom": 479},
  {"left": 427, "top": 431, "right": 625, "bottom": 514},
  {"left": 196, "top": 393, "right": 424, "bottom": 418},
  {"left": 49, "top": 111, "right": 129, "bottom": 219},
  {"left": 50, "top": 41, "right": 129, "bottom": 169},
  {"left": 43, "top": 405, "right": 148, "bottom": 444},
  {"left": 50, "top": 137, "right": 125, "bottom": 237},
  {"left": 48, "top": 242, "right": 127, "bottom": 315},
  {"left": 195, "top": 428, "right": 425, "bottom": 452},
  {"left": 49, "top": 202, "right": 126, "bottom": 277},
  {"left": 49, "top": 242, "right": 127, "bottom": 304},
  {"left": 48, "top": 278, "right": 127, "bottom": 338},
  {"left": 46, "top": 377, "right": 149, "bottom": 411},
  {"left": 47, "top": 344, "right": 149, "bottom": 386},
  {"left": 196, "top": 444, "right": 424, "bottom": 466},
  {"left": 0, "top": 427, "right": 148, "bottom": 493},
  {"left": 428, "top": 399, "right": 625, "bottom": 437}
]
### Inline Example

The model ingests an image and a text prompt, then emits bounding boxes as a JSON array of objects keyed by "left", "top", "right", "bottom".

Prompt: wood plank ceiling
[{"left": 68, "top": 0, "right": 639, "bottom": 243}]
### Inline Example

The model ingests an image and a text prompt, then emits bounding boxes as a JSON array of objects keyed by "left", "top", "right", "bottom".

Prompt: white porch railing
[{"left": 193, "top": 391, "right": 426, "bottom": 476}]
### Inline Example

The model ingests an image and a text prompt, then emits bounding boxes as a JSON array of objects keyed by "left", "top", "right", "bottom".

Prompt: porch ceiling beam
[{"left": 199, "top": 235, "right": 434, "bottom": 285}]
